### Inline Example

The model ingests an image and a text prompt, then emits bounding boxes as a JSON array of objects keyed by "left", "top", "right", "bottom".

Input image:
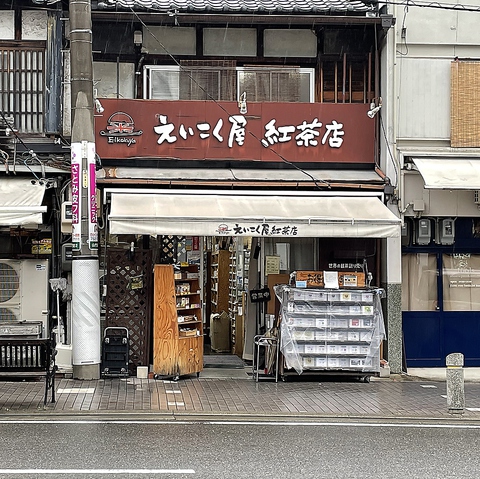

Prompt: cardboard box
[
  {"left": 315, "top": 357, "right": 327, "bottom": 368},
  {"left": 303, "top": 357, "right": 315, "bottom": 368},
  {"left": 348, "top": 332, "right": 360, "bottom": 342},
  {"left": 179, "top": 329, "right": 197, "bottom": 337}
]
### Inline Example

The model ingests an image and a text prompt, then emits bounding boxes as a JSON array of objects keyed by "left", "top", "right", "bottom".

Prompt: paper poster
[
  {"left": 265, "top": 255, "right": 280, "bottom": 275},
  {"left": 323, "top": 271, "right": 339, "bottom": 289}
]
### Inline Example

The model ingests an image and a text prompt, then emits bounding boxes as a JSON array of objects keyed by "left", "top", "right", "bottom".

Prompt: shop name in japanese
[
  {"left": 217, "top": 223, "right": 299, "bottom": 236},
  {"left": 153, "top": 114, "right": 344, "bottom": 149},
  {"left": 95, "top": 100, "right": 375, "bottom": 163}
]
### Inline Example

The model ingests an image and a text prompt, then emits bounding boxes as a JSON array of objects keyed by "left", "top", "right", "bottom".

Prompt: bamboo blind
[{"left": 451, "top": 61, "right": 480, "bottom": 147}]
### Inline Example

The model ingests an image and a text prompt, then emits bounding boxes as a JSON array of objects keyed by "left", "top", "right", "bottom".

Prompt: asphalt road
[{"left": 0, "top": 417, "right": 479, "bottom": 478}]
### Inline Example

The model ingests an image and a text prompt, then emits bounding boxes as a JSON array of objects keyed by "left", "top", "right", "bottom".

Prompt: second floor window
[
  {"left": 144, "top": 64, "right": 315, "bottom": 103},
  {"left": 0, "top": 45, "right": 45, "bottom": 134}
]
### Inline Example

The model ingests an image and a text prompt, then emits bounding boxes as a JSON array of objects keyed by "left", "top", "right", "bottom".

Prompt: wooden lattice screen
[
  {"left": 451, "top": 61, "right": 480, "bottom": 147},
  {"left": 0, "top": 44, "right": 45, "bottom": 134},
  {"left": 105, "top": 248, "right": 152, "bottom": 375}
]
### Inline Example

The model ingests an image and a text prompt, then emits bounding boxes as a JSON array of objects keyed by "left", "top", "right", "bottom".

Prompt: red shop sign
[{"left": 95, "top": 99, "right": 374, "bottom": 165}]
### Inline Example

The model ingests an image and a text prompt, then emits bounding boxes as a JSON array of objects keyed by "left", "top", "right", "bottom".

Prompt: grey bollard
[{"left": 446, "top": 353, "right": 465, "bottom": 414}]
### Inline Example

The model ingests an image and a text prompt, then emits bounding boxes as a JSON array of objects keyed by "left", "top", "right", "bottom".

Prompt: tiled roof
[{"left": 94, "top": 0, "right": 376, "bottom": 13}]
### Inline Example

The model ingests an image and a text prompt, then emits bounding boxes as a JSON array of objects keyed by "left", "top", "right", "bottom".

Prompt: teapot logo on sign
[{"left": 100, "top": 111, "right": 143, "bottom": 146}]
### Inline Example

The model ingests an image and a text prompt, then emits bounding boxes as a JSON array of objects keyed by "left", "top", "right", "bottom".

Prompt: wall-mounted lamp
[
  {"left": 134, "top": 30, "right": 143, "bottom": 46},
  {"left": 238, "top": 92, "right": 247, "bottom": 115},
  {"left": 367, "top": 97, "right": 382, "bottom": 118},
  {"left": 93, "top": 88, "right": 104, "bottom": 114},
  {"left": 94, "top": 98, "right": 104, "bottom": 114}
]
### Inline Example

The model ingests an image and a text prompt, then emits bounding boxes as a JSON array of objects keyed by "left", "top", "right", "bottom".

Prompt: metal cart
[{"left": 101, "top": 327, "right": 129, "bottom": 377}]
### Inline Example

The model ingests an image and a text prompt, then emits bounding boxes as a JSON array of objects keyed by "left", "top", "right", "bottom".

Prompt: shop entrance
[{"left": 102, "top": 188, "right": 400, "bottom": 377}]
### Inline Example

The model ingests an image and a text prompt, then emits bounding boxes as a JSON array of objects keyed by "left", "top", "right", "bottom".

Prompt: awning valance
[
  {"left": 108, "top": 190, "right": 401, "bottom": 238},
  {"left": 0, "top": 178, "right": 47, "bottom": 226},
  {"left": 412, "top": 158, "right": 480, "bottom": 190}
]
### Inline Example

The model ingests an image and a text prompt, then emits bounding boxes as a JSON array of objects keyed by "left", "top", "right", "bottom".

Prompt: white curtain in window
[
  {"left": 402, "top": 253, "right": 437, "bottom": 311},
  {"left": 443, "top": 254, "right": 480, "bottom": 311}
]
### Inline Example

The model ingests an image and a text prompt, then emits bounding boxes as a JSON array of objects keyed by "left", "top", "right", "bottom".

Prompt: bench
[{"left": 0, "top": 338, "right": 57, "bottom": 406}]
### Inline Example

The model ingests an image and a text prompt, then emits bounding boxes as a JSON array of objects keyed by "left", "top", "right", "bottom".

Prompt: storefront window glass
[
  {"left": 402, "top": 253, "right": 437, "bottom": 311},
  {"left": 443, "top": 254, "right": 480, "bottom": 311}
]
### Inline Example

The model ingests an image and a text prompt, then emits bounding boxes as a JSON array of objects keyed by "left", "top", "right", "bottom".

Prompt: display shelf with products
[
  {"left": 153, "top": 264, "right": 203, "bottom": 379},
  {"left": 275, "top": 285, "right": 385, "bottom": 382},
  {"left": 228, "top": 249, "right": 238, "bottom": 353},
  {"left": 210, "top": 249, "right": 230, "bottom": 315}
]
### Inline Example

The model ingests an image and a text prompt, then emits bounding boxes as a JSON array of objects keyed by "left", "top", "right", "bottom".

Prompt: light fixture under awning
[
  {"left": 108, "top": 191, "right": 401, "bottom": 238},
  {"left": 0, "top": 178, "right": 47, "bottom": 226},
  {"left": 412, "top": 158, "right": 480, "bottom": 189}
]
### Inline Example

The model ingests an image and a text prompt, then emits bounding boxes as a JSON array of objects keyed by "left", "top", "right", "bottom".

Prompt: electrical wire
[
  {"left": 384, "top": 0, "right": 480, "bottom": 12},
  {"left": 0, "top": 109, "right": 46, "bottom": 180},
  {"left": 380, "top": 114, "right": 399, "bottom": 189},
  {"left": 396, "top": 2, "right": 410, "bottom": 56},
  {"left": 129, "top": 8, "right": 331, "bottom": 189}
]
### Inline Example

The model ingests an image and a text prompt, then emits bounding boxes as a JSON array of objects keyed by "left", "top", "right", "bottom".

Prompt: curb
[{"left": 2, "top": 409, "right": 480, "bottom": 423}]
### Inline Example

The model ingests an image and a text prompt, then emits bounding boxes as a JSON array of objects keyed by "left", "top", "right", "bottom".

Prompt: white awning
[
  {"left": 108, "top": 190, "right": 401, "bottom": 238},
  {"left": 412, "top": 158, "right": 480, "bottom": 189},
  {"left": 0, "top": 178, "right": 47, "bottom": 226}
]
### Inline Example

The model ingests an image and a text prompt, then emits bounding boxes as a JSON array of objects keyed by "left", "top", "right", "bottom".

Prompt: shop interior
[{"left": 98, "top": 233, "right": 379, "bottom": 378}]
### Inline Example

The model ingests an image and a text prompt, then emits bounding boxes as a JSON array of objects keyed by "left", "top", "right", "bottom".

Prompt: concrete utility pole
[{"left": 69, "top": 0, "right": 101, "bottom": 379}]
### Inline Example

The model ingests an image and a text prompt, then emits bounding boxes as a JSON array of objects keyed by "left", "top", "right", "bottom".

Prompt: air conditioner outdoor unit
[{"left": 0, "top": 259, "right": 49, "bottom": 337}]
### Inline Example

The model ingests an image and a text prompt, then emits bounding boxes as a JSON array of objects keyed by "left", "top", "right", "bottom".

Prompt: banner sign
[
  {"left": 87, "top": 142, "right": 98, "bottom": 250},
  {"left": 70, "top": 143, "right": 82, "bottom": 251}
]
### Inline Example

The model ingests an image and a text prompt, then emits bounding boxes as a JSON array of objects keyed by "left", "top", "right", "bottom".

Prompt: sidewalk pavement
[{"left": 2, "top": 366, "right": 480, "bottom": 420}]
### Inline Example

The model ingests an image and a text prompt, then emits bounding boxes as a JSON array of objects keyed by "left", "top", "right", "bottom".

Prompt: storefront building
[
  {"left": 385, "top": 2, "right": 480, "bottom": 366},
  {"left": 0, "top": 5, "right": 71, "bottom": 342},
  {"left": 2, "top": 0, "right": 404, "bottom": 375},
  {"left": 88, "top": 0, "right": 402, "bottom": 375}
]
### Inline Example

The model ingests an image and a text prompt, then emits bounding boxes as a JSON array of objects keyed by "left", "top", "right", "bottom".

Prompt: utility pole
[{"left": 69, "top": 0, "right": 100, "bottom": 379}]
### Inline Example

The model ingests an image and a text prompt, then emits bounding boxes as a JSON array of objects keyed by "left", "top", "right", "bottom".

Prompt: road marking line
[
  {"left": 466, "top": 408, "right": 480, "bottom": 411},
  {"left": 167, "top": 402, "right": 185, "bottom": 406},
  {"left": 0, "top": 470, "right": 194, "bottom": 475},
  {"left": 2, "top": 419, "right": 480, "bottom": 429},
  {"left": 420, "top": 385, "right": 437, "bottom": 388},
  {"left": 206, "top": 420, "right": 480, "bottom": 429},
  {"left": 165, "top": 390, "right": 182, "bottom": 394}
]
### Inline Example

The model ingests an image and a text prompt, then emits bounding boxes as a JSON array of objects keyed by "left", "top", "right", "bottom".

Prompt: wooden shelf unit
[
  {"left": 153, "top": 264, "right": 203, "bottom": 378},
  {"left": 210, "top": 249, "right": 230, "bottom": 314}
]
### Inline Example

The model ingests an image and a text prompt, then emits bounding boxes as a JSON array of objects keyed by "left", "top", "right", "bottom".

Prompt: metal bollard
[{"left": 446, "top": 352, "right": 465, "bottom": 414}]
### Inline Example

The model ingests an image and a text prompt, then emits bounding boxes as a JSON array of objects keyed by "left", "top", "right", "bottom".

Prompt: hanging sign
[{"left": 250, "top": 286, "right": 271, "bottom": 303}]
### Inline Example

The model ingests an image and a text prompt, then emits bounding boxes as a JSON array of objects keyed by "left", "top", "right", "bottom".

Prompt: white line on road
[
  {"left": 0, "top": 469, "right": 195, "bottom": 475},
  {"left": 1, "top": 419, "right": 480, "bottom": 429}
]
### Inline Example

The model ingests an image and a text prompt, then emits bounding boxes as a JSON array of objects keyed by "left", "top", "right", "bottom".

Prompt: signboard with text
[{"left": 94, "top": 100, "right": 374, "bottom": 164}]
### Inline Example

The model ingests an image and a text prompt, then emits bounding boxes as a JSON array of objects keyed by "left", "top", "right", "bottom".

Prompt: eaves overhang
[{"left": 91, "top": 11, "right": 384, "bottom": 25}]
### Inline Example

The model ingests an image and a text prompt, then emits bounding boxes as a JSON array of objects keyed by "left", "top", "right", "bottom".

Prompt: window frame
[{"left": 144, "top": 64, "right": 315, "bottom": 103}]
